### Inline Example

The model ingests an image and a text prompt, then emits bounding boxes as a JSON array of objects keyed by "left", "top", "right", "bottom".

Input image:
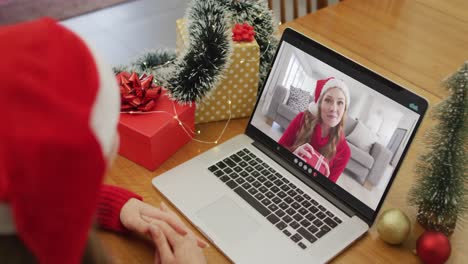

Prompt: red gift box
[
  {"left": 118, "top": 90, "right": 195, "bottom": 170},
  {"left": 304, "top": 147, "right": 330, "bottom": 177}
]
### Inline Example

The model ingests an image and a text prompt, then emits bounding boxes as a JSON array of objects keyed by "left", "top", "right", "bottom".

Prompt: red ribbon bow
[
  {"left": 232, "top": 23, "right": 255, "bottom": 42},
  {"left": 116, "top": 71, "right": 162, "bottom": 112}
]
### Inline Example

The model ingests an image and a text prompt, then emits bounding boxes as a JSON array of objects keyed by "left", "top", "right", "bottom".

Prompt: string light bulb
[{"left": 121, "top": 97, "right": 232, "bottom": 145}]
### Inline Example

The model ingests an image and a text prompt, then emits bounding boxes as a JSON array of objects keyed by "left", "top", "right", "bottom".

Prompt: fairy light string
[{"left": 120, "top": 98, "right": 232, "bottom": 145}]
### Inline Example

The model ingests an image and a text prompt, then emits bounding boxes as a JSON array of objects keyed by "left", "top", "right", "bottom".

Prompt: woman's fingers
[
  {"left": 152, "top": 219, "right": 184, "bottom": 246},
  {"left": 302, "top": 149, "right": 312, "bottom": 159},
  {"left": 149, "top": 225, "right": 174, "bottom": 264},
  {"left": 296, "top": 146, "right": 312, "bottom": 159},
  {"left": 302, "top": 143, "right": 315, "bottom": 154},
  {"left": 129, "top": 214, "right": 154, "bottom": 234},
  {"left": 150, "top": 220, "right": 207, "bottom": 264},
  {"left": 140, "top": 203, "right": 188, "bottom": 235},
  {"left": 140, "top": 201, "right": 209, "bottom": 249},
  {"left": 160, "top": 202, "right": 209, "bottom": 248},
  {"left": 160, "top": 201, "right": 170, "bottom": 212}
]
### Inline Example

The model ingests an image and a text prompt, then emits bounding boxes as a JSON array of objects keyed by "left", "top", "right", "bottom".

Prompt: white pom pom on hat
[{"left": 308, "top": 77, "right": 350, "bottom": 115}]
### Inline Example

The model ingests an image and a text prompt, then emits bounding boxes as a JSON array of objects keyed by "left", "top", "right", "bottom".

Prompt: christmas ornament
[
  {"left": 376, "top": 208, "right": 411, "bottom": 245},
  {"left": 232, "top": 23, "right": 255, "bottom": 42},
  {"left": 117, "top": 72, "right": 162, "bottom": 112},
  {"left": 408, "top": 62, "right": 467, "bottom": 236},
  {"left": 416, "top": 231, "right": 451, "bottom": 264}
]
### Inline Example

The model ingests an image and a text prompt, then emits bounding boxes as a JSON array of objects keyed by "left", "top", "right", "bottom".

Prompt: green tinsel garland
[
  {"left": 159, "top": 0, "right": 233, "bottom": 103},
  {"left": 113, "top": 49, "right": 176, "bottom": 77},
  {"left": 133, "top": 49, "right": 176, "bottom": 73},
  {"left": 123, "top": 0, "right": 277, "bottom": 103}
]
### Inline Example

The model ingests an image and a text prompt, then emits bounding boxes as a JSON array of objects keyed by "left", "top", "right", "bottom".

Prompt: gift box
[
  {"left": 304, "top": 147, "right": 330, "bottom": 177},
  {"left": 176, "top": 19, "right": 260, "bottom": 123},
  {"left": 296, "top": 146, "right": 330, "bottom": 177},
  {"left": 118, "top": 89, "right": 195, "bottom": 171}
]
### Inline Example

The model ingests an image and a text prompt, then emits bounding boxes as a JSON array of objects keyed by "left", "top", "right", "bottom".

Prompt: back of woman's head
[{"left": 0, "top": 18, "right": 119, "bottom": 264}]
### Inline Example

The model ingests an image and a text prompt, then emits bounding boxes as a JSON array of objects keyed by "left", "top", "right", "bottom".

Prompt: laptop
[{"left": 152, "top": 28, "right": 428, "bottom": 263}]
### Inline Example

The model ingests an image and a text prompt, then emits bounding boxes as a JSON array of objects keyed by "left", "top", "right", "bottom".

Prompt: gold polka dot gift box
[{"left": 176, "top": 19, "right": 260, "bottom": 124}]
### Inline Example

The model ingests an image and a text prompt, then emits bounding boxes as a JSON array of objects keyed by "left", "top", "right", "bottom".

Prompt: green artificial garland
[
  {"left": 113, "top": 49, "right": 176, "bottom": 76},
  {"left": 117, "top": 0, "right": 278, "bottom": 103},
  {"left": 160, "top": 0, "right": 233, "bottom": 103}
]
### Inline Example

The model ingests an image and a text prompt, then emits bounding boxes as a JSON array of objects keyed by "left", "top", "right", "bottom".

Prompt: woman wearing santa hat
[
  {"left": 0, "top": 18, "right": 206, "bottom": 263},
  {"left": 279, "top": 77, "right": 351, "bottom": 183}
]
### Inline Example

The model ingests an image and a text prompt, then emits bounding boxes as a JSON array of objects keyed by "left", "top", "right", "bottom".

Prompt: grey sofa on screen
[
  {"left": 343, "top": 117, "right": 392, "bottom": 186},
  {"left": 265, "top": 84, "right": 392, "bottom": 186},
  {"left": 265, "top": 84, "right": 307, "bottom": 130}
]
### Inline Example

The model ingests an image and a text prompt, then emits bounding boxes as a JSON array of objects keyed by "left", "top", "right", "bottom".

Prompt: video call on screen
[{"left": 252, "top": 42, "right": 420, "bottom": 210}]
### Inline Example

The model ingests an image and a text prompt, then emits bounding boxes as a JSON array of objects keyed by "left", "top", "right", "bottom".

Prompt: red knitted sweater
[
  {"left": 278, "top": 112, "right": 351, "bottom": 183},
  {"left": 96, "top": 185, "right": 142, "bottom": 232}
]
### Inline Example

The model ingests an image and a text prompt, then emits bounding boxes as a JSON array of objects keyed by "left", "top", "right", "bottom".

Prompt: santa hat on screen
[
  {"left": 308, "top": 77, "right": 350, "bottom": 115},
  {"left": 0, "top": 18, "right": 120, "bottom": 264}
]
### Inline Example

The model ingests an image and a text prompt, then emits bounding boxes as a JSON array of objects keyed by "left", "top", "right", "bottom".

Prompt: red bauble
[{"left": 416, "top": 231, "right": 451, "bottom": 264}]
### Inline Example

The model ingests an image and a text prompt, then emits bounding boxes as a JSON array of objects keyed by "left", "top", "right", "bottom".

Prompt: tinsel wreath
[{"left": 123, "top": 0, "right": 277, "bottom": 103}]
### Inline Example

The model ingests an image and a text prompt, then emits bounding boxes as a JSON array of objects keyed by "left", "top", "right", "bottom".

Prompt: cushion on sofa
[
  {"left": 348, "top": 143, "right": 375, "bottom": 168},
  {"left": 344, "top": 115, "right": 358, "bottom": 136},
  {"left": 286, "top": 87, "right": 310, "bottom": 112},
  {"left": 346, "top": 121, "right": 377, "bottom": 153},
  {"left": 277, "top": 103, "right": 299, "bottom": 122},
  {"left": 345, "top": 159, "right": 370, "bottom": 184}
]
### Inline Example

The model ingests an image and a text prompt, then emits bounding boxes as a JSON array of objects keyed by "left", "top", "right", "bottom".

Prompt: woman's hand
[
  {"left": 149, "top": 220, "right": 207, "bottom": 264},
  {"left": 323, "top": 162, "right": 330, "bottom": 177},
  {"left": 120, "top": 199, "right": 208, "bottom": 248},
  {"left": 293, "top": 143, "right": 315, "bottom": 160},
  {"left": 294, "top": 144, "right": 331, "bottom": 177}
]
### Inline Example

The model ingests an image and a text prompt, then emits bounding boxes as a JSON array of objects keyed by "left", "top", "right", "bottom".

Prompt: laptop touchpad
[{"left": 196, "top": 195, "right": 260, "bottom": 245}]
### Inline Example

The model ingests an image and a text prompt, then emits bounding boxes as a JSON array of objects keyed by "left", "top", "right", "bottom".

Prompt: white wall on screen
[
  {"left": 261, "top": 42, "right": 293, "bottom": 114},
  {"left": 391, "top": 113, "right": 418, "bottom": 165}
]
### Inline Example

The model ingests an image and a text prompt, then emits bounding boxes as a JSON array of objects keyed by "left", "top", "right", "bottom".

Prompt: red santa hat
[
  {"left": 308, "top": 77, "right": 350, "bottom": 115},
  {"left": 0, "top": 18, "right": 120, "bottom": 263}
]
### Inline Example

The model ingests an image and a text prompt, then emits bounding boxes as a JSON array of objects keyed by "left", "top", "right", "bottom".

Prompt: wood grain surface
[{"left": 97, "top": 0, "right": 468, "bottom": 262}]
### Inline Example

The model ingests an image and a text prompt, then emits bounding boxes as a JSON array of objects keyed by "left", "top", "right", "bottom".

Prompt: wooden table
[{"left": 99, "top": 0, "right": 468, "bottom": 263}]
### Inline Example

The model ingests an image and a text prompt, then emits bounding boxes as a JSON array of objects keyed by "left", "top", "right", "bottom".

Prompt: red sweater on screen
[
  {"left": 96, "top": 184, "right": 142, "bottom": 232},
  {"left": 278, "top": 112, "right": 351, "bottom": 183}
]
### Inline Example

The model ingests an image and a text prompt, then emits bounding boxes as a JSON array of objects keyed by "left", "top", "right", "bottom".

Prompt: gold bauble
[{"left": 377, "top": 208, "right": 411, "bottom": 245}]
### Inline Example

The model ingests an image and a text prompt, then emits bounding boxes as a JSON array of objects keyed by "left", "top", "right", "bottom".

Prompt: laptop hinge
[{"left": 252, "top": 140, "right": 358, "bottom": 219}]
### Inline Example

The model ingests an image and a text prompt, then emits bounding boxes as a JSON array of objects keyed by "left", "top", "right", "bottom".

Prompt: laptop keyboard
[{"left": 207, "top": 148, "right": 342, "bottom": 250}]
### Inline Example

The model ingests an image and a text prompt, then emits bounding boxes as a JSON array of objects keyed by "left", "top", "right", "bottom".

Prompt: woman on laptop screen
[{"left": 279, "top": 77, "right": 351, "bottom": 183}]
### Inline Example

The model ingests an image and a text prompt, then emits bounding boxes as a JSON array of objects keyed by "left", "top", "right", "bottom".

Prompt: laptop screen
[{"left": 247, "top": 28, "right": 427, "bottom": 223}]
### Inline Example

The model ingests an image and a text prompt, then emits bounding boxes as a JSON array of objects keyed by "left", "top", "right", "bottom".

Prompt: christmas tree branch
[{"left": 408, "top": 62, "right": 467, "bottom": 234}]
